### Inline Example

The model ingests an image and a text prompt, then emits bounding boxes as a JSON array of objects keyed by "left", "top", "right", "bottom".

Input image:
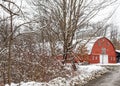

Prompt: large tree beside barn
[{"left": 31, "top": 0, "right": 118, "bottom": 63}]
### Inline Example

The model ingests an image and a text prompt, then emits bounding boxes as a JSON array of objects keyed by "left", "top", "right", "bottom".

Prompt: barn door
[{"left": 100, "top": 55, "right": 108, "bottom": 64}]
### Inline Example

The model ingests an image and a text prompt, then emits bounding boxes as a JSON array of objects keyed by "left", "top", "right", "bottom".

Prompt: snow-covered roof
[
  {"left": 116, "top": 50, "right": 120, "bottom": 53},
  {"left": 86, "top": 37, "right": 102, "bottom": 54},
  {"left": 75, "top": 37, "right": 103, "bottom": 54}
]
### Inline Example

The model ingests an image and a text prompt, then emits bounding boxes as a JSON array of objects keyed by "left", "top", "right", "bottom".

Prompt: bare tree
[
  {"left": 0, "top": 1, "right": 70, "bottom": 84},
  {"left": 0, "top": 0, "right": 27, "bottom": 85},
  {"left": 31, "top": 0, "right": 118, "bottom": 64},
  {"left": 110, "top": 26, "right": 120, "bottom": 49}
]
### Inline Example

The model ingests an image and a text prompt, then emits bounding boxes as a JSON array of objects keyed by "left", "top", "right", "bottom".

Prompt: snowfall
[{"left": 5, "top": 64, "right": 111, "bottom": 86}]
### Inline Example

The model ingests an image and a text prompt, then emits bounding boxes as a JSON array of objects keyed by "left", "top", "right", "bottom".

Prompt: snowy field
[{"left": 5, "top": 64, "right": 108, "bottom": 86}]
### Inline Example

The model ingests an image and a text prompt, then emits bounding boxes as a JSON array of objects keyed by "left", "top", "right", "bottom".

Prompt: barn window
[
  {"left": 110, "top": 57, "right": 113, "bottom": 61},
  {"left": 101, "top": 48, "right": 106, "bottom": 54},
  {"left": 92, "top": 56, "right": 98, "bottom": 60},
  {"left": 92, "top": 56, "right": 94, "bottom": 60},
  {"left": 113, "top": 57, "right": 115, "bottom": 61},
  {"left": 95, "top": 56, "right": 98, "bottom": 60}
]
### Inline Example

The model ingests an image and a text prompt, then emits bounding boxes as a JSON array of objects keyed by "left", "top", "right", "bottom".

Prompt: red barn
[
  {"left": 89, "top": 37, "right": 116, "bottom": 64},
  {"left": 56, "top": 37, "right": 116, "bottom": 64}
]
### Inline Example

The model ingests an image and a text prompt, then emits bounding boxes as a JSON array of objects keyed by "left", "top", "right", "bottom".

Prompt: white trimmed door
[{"left": 100, "top": 55, "right": 108, "bottom": 64}]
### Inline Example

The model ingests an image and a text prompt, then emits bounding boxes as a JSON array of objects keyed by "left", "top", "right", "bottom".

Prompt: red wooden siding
[
  {"left": 89, "top": 55, "right": 100, "bottom": 63},
  {"left": 90, "top": 37, "right": 116, "bottom": 63}
]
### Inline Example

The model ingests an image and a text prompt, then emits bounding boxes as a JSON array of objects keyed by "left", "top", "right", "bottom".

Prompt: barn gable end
[{"left": 89, "top": 37, "right": 116, "bottom": 64}]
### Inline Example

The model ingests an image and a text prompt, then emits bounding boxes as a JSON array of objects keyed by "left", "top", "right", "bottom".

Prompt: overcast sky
[
  {"left": 1, "top": 0, "right": 120, "bottom": 31},
  {"left": 22, "top": 0, "right": 120, "bottom": 32},
  {"left": 111, "top": 3, "right": 120, "bottom": 28}
]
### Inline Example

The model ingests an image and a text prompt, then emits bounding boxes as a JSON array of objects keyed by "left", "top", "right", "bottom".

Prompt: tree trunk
[{"left": 8, "top": 7, "right": 13, "bottom": 85}]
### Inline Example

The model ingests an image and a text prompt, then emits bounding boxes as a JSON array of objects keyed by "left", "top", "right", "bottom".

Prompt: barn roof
[
  {"left": 85, "top": 37, "right": 101, "bottom": 54},
  {"left": 74, "top": 37, "right": 107, "bottom": 54}
]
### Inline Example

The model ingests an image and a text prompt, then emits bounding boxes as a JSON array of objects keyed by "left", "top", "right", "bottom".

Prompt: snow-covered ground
[
  {"left": 94, "top": 63, "right": 120, "bottom": 66},
  {"left": 5, "top": 64, "right": 108, "bottom": 86}
]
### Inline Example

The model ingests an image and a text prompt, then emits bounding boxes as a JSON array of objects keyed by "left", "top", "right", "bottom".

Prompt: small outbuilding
[
  {"left": 116, "top": 50, "right": 120, "bottom": 63},
  {"left": 88, "top": 37, "right": 116, "bottom": 64}
]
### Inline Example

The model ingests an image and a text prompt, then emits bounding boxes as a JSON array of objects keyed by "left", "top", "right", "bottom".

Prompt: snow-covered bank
[{"left": 5, "top": 65, "right": 108, "bottom": 86}]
